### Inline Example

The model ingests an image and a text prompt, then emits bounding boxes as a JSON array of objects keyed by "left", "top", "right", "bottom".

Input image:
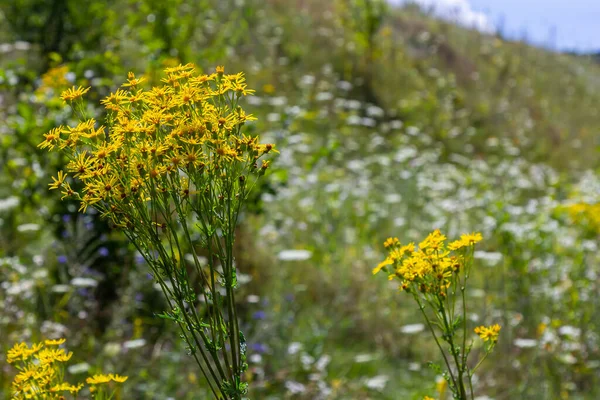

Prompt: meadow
[{"left": 1, "top": 1, "right": 599, "bottom": 399}]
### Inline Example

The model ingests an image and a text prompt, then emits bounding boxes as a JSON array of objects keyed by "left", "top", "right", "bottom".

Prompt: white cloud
[{"left": 389, "top": 0, "right": 494, "bottom": 33}]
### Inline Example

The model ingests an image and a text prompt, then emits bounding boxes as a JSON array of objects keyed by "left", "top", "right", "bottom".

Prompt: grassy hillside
[{"left": 1, "top": 1, "right": 599, "bottom": 399}]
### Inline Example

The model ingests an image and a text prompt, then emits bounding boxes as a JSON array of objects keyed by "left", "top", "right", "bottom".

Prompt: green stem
[
  {"left": 438, "top": 296, "right": 468, "bottom": 399},
  {"left": 129, "top": 198, "right": 226, "bottom": 398},
  {"left": 415, "top": 294, "right": 459, "bottom": 392},
  {"left": 177, "top": 193, "right": 234, "bottom": 382}
]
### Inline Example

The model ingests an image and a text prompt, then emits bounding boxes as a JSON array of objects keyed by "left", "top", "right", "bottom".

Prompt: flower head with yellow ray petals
[{"left": 60, "top": 86, "right": 90, "bottom": 102}]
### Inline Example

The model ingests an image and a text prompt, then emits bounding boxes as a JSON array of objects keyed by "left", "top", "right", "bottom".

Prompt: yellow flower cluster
[
  {"left": 7, "top": 339, "right": 127, "bottom": 399},
  {"left": 40, "top": 65, "right": 71, "bottom": 90},
  {"left": 474, "top": 324, "right": 501, "bottom": 343},
  {"left": 375, "top": 230, "right": 498, "bottom": 397},
  {"left": 561, "top": 202, "right": 600, "bottom": 233},
  {"left": 35, "top": 65, "right": 73, "bottom": 101},
  {"left": 87, "top": 373, "right": 128, "bottom": 384},
  {"left": 374, "top": 230, "right": 482, "bottom": 294},
  {"left": 38, "top": 64, "right": 274, "bottom": 226}
]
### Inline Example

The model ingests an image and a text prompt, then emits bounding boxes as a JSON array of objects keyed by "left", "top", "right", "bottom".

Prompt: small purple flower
[
  {"left": 85, "top": 222, "right": 94, "bottom": 231},
  {"left": 146, "top": 273, "right": 153, "bottom": 280},
  {"left": 62, "top": 214, "right": 71, "bottom": 223},
  {"left": 251, "top": 343, "right": 268, "bottom": 354},
  {"left": 61, "top": 230, "right": 70, "bottom": 238},
  {"left": 252, "top": 311, "right": 266, "bottom": 320},
  {"left": 57, "top": 255, "right": 68, "bottom": 264},
  {"left": 135, "top": 254, "right": 145, "bottom": 265},
  {"left": 135, "top": 293, "right": 144, "bottom": 302},
  {"left": 77, "top": 288, "right": 89, "bottom": 297},
  {"left": 98, "top": 247, "right": 109, "bottom": 257}
]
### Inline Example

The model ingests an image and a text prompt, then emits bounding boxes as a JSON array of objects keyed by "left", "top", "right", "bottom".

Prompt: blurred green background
[{"left": 1, "top": 0, "right": 599, "bottom": 398}]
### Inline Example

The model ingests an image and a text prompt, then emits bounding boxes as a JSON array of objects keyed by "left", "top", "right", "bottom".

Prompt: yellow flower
[
  {"left": 474, "top": 324, "right": 501, "bottom": 343},
  {"left": 436, "top": 375, "right": 448, "bottom": 396},
  {"left": 373, "top": 258, "right": 393, "bottom": 275},
  {"left": 447, "top": 239, "right": 467, "bottom": 251},
  {"left": 60, "top": 182, "right": 76, "bottom": 200},
  {"left": 7, "top": 339, "right": 126, "bottom": 400},
  {"left": 110, "top": 374, "right": 128, "bottom": 383},
  {"left": 460, "top": 232, "right": 482, "bottom": 245},
  {"left": 93, "top": 142, "right": 118, "bottom": 161},
  {"left": 101, "top": 89, "right": 129, "bottom": 111},
  {"left": 40, "top": 63, "right": 274, "bottom": 230},
  {"left": 68, "top": 151, "right": 95, "bottom": 178},
  {"left": 48, "top": 171, "right": 67, "bottom": 190},
  {"left": 173, "top": 84, "right": 199, "bottom": 106},
  {"left": 383, "top": 237, "right": 399, "bottom": 248},
  {"left": 7, "top": 342, "right": 44, "bottom": 363},
  {"left": 86, "top": 373, "right": 128, "bottom": 384},
  {"left": 389, "top": 243, "right": 414, "bottom": 260},
  {"left": 448, "top": 232, "right": 482, "bottom": 250},
  {"left": 122, "top": 71, "right": 146, "bottom": 88},
  {"left": 537, "top": 322, "right": 548, "bottom": 337},
  {"left": 263, "top": 83, "right": 275, "bottom": 94},
  {"left": 14, "top": 367, "right": 36, "bottom": 384},
  {"left": 38, "top": 127, "right": 63, "bottom": 150},
  {"left": 376, "top": 230, "right": 484, "bottom": 293},
  {"left": 44, "top": 338, "right": 66, "bottom": 346},
  {"left": 418, "top": 229, "right": 446, "bottom": 251},
  {"left": 163, "top": 62, "right": 195, "bottom": 74},
  {"left": 40, "top": 65, "right": 70, "bottom": 90},
  {"left": 60, "top": 85, "right": 90, "bottom": 102},
  {"left": 50, "top": 382, "right": 84, "bottom": 394},
  {"left": 36, "top": 348, "right": 73, "bottom": 364},
  {"left": 561, "top": 202, "right": 600, "bottom": 233},
  {"left": 86, "top": 374, "right": 113, "bottom": 385}
]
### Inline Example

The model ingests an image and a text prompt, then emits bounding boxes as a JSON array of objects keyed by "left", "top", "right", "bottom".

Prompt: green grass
[{"left": 1, "top": 0, "right": 599, "bottom": 398}]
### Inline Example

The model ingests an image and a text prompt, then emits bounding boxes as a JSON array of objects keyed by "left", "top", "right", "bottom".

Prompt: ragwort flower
[
  {"left": 475, "top": 324, "right": 501, "bottom": 343},
  {"left": 60, "top": 85, "right": 90, "bottom": 102}
]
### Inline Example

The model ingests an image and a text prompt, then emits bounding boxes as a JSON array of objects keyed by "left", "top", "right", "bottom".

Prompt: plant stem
[
  {"left": 438, "top": 296, "right": 468, "bottom": 399},
  {"left": 415, "top": 295, "right": 459, "bottom": 392}
]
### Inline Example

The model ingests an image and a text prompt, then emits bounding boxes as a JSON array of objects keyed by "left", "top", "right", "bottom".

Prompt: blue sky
[{"left": 390, "top": 0, "right": 600, "bottom": 52}]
